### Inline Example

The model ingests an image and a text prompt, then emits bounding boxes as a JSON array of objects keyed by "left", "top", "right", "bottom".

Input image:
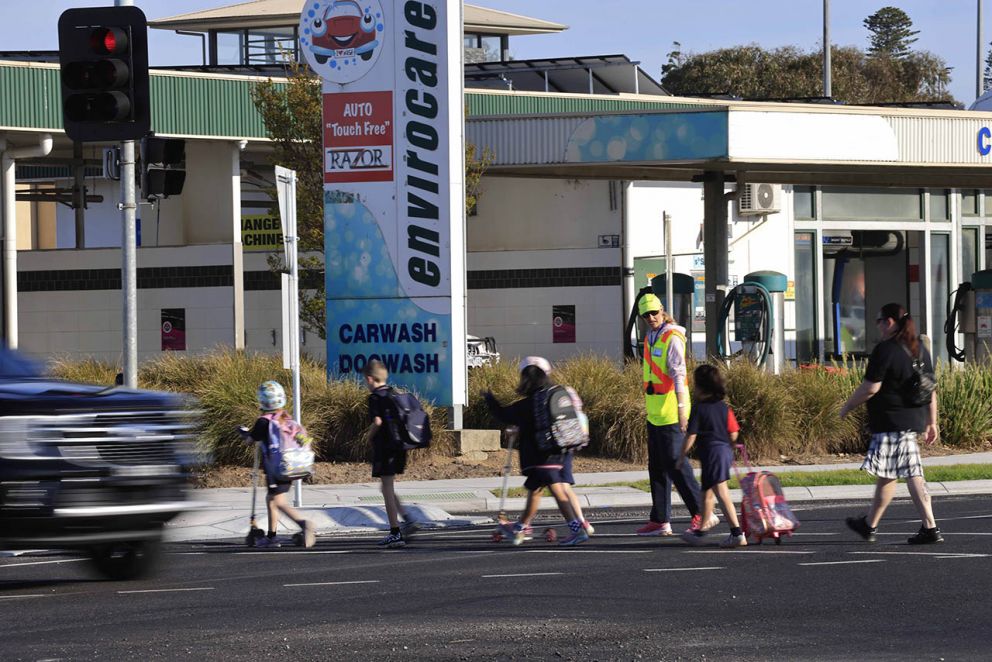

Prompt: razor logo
[{"left": 326, "top": 146, "right": 392, "bottom": 172}]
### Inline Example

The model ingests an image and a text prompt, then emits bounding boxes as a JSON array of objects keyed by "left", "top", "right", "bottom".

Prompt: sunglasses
[{"left": 641, "top": 310, "right": 661, "bottom": 319}]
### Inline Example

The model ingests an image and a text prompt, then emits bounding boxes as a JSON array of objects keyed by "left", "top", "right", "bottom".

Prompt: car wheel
[{"left": 89, "top": 537, "right": 163, "bottom": 581}]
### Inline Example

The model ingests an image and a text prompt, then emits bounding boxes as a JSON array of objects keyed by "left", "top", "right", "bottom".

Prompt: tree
[
  {"left": 983, "top": 41, "right": 992, "bottom": 93},
  {"left": 660, "top": 43, "right": 954, "bottom": 106},
  {"left": 864, "top": 6, "right": 919, "bottom": 59},
  {"left": 251, "top": 62, "right": 492, "bottom": 340}
]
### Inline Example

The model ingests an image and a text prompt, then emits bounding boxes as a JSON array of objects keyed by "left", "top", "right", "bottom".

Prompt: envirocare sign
[{"left": 300, "top": 0, "right": 465, "bottom": 406}]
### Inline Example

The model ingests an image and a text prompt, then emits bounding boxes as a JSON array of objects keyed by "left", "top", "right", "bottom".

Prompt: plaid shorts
[{"left": 861, "top": 431, "right": 924, "bottom": 479}]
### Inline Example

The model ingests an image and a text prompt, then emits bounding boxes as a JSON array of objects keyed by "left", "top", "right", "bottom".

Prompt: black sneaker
[
  {"left": 907, "top": 526, "right": 944, "bottom": 545},
  {"left": 845, "top": 516, "right": 877, "bottom": 542}
]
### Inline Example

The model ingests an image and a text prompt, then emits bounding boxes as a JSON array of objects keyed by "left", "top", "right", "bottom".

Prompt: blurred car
[
  {"left": 308, "top": 0, "right": 380, "bottom": 63},
  {"left": 0, "top": 349, "right": 197, "bottom": 580}
]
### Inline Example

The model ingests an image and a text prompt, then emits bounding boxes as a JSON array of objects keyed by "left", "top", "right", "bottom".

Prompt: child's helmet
[
  {"left": 518, "top": 356, "right": 552, "bottom": 374},
  {"left": 257, "top": 381, "right": 286, "bottom": 411}
]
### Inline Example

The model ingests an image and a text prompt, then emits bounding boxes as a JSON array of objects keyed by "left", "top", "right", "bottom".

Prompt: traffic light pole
[
  {"left": 117, "top": 0, "right": 137, "bottom": 388},
  {"left": 121, "top": 139, "right": 137, "bottom": 388}
]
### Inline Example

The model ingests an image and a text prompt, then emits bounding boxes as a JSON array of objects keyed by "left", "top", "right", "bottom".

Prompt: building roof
[
  {"left": 465, "top": 55, "right": 667, "bottom": 96},
  {"left": 149, "top": 1, "right": 568, "bottom": 35}
]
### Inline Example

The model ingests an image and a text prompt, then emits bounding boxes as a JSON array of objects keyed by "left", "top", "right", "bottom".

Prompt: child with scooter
[
  {"left": 484, "top": 356, "right": 589, "bottom": 546},
  {"left": 242, "top": 381, "right": 316, "bottom": 548},
  {"left": 677, "top": 364, "right": 747, "bottom": 548}
]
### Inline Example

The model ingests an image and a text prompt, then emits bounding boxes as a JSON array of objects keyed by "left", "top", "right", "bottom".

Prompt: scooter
[{"left": 242, "top": 428, "right": 266, "bottom": 547}]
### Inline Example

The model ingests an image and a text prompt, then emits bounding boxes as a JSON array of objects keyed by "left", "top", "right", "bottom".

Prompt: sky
[{"left": 4, "top": 1, "right": 990, "bottom": 104}]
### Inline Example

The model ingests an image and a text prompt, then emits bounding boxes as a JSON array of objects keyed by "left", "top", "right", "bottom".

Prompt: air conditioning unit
[{"left": 737, "top": 183, "right": 782, "bottom": 216}]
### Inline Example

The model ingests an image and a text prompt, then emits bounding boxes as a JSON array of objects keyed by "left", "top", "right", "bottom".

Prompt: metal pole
[
  {"left": 823, "top": 0, "right": 831, "bottom": 98},
  {"left": 73, "top": 143, "right": 85, "bottom": 248},
  {"left": 116, "top": 0, "right": 137, "bottom": 389},
  {"left": 287, "top": 170, "right": 303, "bottom": 508},
  {"left": 663, "top": 211, "right": 674, "bottom": 316},
  {"left": 979, "top": 0, "right": 985, "bottom": 99}
]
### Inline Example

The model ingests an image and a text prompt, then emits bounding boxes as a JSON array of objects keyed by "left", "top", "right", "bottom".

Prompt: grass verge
[{"left": 491, "top": 463, "right": 992, "bottom": 497}]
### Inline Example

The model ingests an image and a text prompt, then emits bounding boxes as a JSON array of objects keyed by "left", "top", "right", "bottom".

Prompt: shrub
[{"left": 46, "top": 350, "right": 992, "bottom": 468}]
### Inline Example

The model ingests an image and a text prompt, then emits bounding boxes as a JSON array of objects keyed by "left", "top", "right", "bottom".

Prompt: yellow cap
[{"left": 638, "top": 293, "right": 663, "bottom": 316}]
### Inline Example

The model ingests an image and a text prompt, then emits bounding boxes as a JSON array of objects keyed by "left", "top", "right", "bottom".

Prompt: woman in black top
[{"left": 839, "top": 303, "right": 942, "bottom": 544}]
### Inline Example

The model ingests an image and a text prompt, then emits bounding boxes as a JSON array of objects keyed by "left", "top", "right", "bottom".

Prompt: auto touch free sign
[{"left": 300, "top": 0, "right": 466, "bottom": 406}]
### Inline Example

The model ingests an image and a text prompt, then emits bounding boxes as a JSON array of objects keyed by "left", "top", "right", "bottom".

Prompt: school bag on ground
[
  {"left": 534, "top": 385, "right": 590, "bottom": 453},
  {"left": 735, "top": 444, "right": 799, "bottom": 544},
  {"left": 262, "top": 412, "right": 315, "bottom": 481},
  {"left": 383, "top": 388, "right": 433, "bottom": 450}
]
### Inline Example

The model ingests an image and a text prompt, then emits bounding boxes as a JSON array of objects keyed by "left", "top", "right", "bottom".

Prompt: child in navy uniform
[
  {"left": 484, "top": 356, "right": 588, "bottom": 546},
  {"left": 677, "top": 365, "right": 747, "bottom": 548},
  {"left": 364, "top": 359, "right": 419, "bottom": 549},
  {"left": 246, "top": 381, "right": 316, "bottom": 548}
]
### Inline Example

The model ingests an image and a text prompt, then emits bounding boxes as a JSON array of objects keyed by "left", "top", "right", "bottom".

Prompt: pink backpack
[{"left": 261, "top": 412, "right": 314, "bottom": 480}]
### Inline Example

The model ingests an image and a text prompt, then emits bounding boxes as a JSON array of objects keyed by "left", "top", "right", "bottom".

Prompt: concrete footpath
[{"left": 165, "top": 451, "right": 992, "bottom": 542}]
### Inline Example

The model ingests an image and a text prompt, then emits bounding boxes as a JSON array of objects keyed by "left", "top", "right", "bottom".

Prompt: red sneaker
[
  {"left": 687, "top": 514, "right": 720, "bottom": 533},
  {"left": 636, "top": 521, "right": 673, "bottom": 536}
]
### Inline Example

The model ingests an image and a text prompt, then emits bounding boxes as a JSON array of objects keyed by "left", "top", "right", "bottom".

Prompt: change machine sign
[{"left": 300, "top": 0, "right": 466, "bottom": 406}]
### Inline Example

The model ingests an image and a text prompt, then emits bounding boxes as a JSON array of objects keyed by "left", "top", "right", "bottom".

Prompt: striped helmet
[{"left": 257, "top": 380, "right": 286, "bottom": 411}]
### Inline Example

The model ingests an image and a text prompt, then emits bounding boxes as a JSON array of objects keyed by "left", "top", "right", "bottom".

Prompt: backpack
[
  {"left": 533, "top": 385, "right": 590, "bottom": 453},
  {"left": 382, "top": 388, "right": 432, "bottom": 450},
  {"left": 262, "top": 412, "right": 315, "bottom": 481},
  {"left": 739, "top": 470, "right": 800, "bottom": 538},
  {"left": 900, "top": 344, "right": 936, "bottom": 408}
]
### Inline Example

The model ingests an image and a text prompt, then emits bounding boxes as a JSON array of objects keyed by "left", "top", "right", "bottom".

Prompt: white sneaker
[{"left": 719, "top": 533, "right": 748, "bottom": 548}]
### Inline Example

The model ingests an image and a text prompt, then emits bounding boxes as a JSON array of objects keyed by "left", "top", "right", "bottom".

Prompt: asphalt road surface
[{"left": 2, "top": 496, "right": 990, "bottom": 661}]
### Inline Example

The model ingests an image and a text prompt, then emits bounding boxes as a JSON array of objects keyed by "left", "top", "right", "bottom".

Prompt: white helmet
[{"left": 257, "top": 380, "right": 286, "bottom": 411}]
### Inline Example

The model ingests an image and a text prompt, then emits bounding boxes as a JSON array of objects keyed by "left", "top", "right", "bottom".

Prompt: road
[{"left": 1, "top": 496, "right": 990, "bottom": 661}]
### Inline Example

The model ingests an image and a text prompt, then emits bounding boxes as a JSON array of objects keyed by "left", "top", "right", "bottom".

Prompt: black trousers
[{"left": 647, "top": 422, "right": 702, "bottom": 523}]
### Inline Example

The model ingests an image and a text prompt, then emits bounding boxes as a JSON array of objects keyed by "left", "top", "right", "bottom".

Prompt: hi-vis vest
[{"left": 643, "top": 326, "right": 689, "bottom": 426}]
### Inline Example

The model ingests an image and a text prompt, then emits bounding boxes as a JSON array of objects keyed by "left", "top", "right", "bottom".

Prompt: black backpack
[
  {"left": 901, "top": 345, "right": 936, "bottom": 408},
  {"left": 382, "top": 388, "right": 432, "bottom": 450}
]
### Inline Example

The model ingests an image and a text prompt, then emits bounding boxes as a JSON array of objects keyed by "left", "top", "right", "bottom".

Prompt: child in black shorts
[
  {"left": 364, "top": 359, "right": 418, "bottom": 549},
  {"left": 677, "top": 364, "right": 747, "bottom": 548},
  {"left": 484, "top": 356, "right": 588, "bottom": 546}
]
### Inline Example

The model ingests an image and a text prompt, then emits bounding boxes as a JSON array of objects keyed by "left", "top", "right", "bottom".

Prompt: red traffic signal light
[
  {"left": 58, "top": 7, "right": 149, "bottom": 142},
  {"left": 90, "top": 27, "right": 128, "bottom": 55}
]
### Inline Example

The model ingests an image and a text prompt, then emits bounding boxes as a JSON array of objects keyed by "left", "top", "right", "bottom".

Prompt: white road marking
[
  {"left": 0, "top": 558, "right": 87, "bottom": 569},
  {"left": 118, "top": 587, "right": 215, "bottom": 594},
  {"left": 684, "top": 549, "right": 814, "bottom": 554},
  {"left": 235, "top": 550, "right": 352, "bottom": 555},
  {"left": 849, "top": 551, "right": 989, "bottom": 559},
  {"left": 523, "top": 550, "right": 651, "bottom": 554},
  {"left": 481, "top": 572, "right": 563, "bottom": 578},
  {"left": 643, "top": 566, "right": 725, "bottom": 572},
  {"left": 790, "top": 532, "right": 840, "bottom": 536},
  {"left": 799, "top": 560, "right": 886, "bottom": 566},
  {"left": 0, "top": 594, "right": 49, "bottom": 601},
  {"left": 283, "top": 580, "right": 380, "bottom": 587}
]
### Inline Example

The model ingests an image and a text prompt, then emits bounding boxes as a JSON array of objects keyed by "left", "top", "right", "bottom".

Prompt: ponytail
[{"left": 880, "top": 303, "right": 920, "bottom": 357}]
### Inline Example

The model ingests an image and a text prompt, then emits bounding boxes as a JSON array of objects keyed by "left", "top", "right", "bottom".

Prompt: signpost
[
  {"left": 275, "top": 165, "right": 302, "bottom": 506},
  {"left": 300, "top": 1, "right": 466, "bottom": 409}
]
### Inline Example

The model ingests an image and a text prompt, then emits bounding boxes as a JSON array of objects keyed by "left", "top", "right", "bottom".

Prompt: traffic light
[
  {"left": 140, "top": 136, "right": 186, "bottom": 199},
  {"left": 57, "top": 6, "right": 150, "bottom": 142}
]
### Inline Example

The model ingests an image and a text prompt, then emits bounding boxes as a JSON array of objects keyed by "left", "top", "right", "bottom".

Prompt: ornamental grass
[{"left": 48, "top": 350, "right": 992, "bottom": 467}]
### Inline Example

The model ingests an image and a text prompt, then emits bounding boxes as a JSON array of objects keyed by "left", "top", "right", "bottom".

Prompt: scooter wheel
[{"left": 544, "top": 528, "right": 557, "bottom": 543}]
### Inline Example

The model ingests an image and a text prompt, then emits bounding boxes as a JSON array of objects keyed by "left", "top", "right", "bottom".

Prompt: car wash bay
[{"left": 467, "top": 97, "right": 992, "bottom": 364}]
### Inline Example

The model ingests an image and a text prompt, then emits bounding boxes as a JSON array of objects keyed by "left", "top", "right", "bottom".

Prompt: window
[
  {"left": 793, "top": 186, "right": 814, "bottom": 220},
  {"left": 962, "top": 227, "right": 979, "bottom": 283},
  {"left": 216, "top": 31, "right": 246, "bottom": 65},
  {"left": 794, "top": 232, "right": 817, "bottom": 362},
  {"left": 962, "top": 190, "right": 979, "bottom": 216},
  {"left": 821, "top": 187, "right": 922, "bottom": 221},
  {"left": 928, "top": 189, "right": 949, "bottom": 221},
  {"left": 930, "top": 233, "right": 950, "bottom": 365}
]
